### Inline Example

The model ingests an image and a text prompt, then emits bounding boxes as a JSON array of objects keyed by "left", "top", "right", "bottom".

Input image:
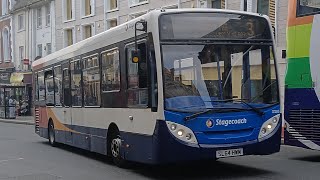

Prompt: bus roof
[{"left": 32, "top": 8, "right": 269, "bottom": 71}]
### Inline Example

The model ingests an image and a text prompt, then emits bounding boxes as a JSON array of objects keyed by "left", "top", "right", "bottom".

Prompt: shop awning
[{"left": 10, "top": 72, "right": 32, "bottom": 86}]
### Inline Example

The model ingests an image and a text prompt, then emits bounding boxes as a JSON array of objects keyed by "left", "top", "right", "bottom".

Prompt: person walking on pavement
[{"left": 8, "top": 96, "right": 16, "bottom": 118}]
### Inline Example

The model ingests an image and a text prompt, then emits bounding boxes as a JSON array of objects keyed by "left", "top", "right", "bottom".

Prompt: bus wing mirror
[{"left": 131, "top": 49, "right": 141, "bottom": 63}]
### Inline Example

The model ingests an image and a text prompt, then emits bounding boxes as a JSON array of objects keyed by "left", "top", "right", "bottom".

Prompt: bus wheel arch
[
  {"left": 107, "top": 123, "right": 127, "bottom": 167},
  {"left": 48, "top": 118, "right": 56, "bottom": 147}
]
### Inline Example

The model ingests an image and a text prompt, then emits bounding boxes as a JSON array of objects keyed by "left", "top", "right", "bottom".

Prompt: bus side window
[
  {"left": 83, "top": 55, "right": 100, "bottom": 106},
  {"left": 62, "top": 65, "right": 71, "bottom": 107},
  {"left": 34, "top": 73, "right": 39, "bottom": 102},
  {"left": 54, "top": 66, "right": 62, "bottom": 106},
  {"left": 127, "top": 42, "right": 148, "bottom": 107},
  {"left": 38, "top": 71, "right": 45, "bottom": 102},
  {"left": 70, "top": 60, "right": 82, "bottom": 107},
  {"left": 45, "top": 69, "right": 54, "bottom": 105}
]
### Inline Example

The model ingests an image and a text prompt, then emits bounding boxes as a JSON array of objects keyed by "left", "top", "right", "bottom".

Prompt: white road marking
[{"left": 0, "top": 157, "right": 24, "bottom": 164}]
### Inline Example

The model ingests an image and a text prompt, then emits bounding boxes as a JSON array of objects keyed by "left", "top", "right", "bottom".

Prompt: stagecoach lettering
[{"left": 216, "top": 118, "right": 247, "bottom": 126}]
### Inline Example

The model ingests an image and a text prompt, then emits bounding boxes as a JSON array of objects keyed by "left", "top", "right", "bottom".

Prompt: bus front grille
[
  {"left": 35, "top": 108, "right": 40, "bottom": 133},
  {"left": 289, "top": 109, "right": 320, "bottom": 141}
]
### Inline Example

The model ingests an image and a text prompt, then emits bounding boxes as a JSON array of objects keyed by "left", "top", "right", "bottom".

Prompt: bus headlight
[
  {"left": 166, "top": 121, "right": 198, "bottom": 144},
  {"left": 258, "top": 114, "right": 281, "bottom": 142}
]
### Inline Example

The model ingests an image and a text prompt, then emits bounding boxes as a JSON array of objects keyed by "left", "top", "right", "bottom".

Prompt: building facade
[
  {"left": 55, "top": 0, "right": 106, "bottom": 51},
  {"left": 0, "top": 0, "right": 14, "bottom": 81},
  {"left": 12, "top": 0, "right": 55, "bottom": 71}
]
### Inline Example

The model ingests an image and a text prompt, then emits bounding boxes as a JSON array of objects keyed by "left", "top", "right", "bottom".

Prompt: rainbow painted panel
[{"left": 286, "top": 0, "right": 315, "bottom": 89}]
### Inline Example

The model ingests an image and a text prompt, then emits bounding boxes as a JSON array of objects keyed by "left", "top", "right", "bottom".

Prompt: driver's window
[{"left": 126, "top": 42, "right": 148, "bottom": 107}]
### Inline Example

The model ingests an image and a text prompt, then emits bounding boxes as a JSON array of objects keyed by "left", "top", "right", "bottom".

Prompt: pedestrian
[{"left": 8, "top": 96, "right": 16, "bottom": 118}]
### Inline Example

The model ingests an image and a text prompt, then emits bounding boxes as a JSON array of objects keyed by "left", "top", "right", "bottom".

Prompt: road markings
[{"left": 0, "top": 157, "right": 24, "bottom": 164}]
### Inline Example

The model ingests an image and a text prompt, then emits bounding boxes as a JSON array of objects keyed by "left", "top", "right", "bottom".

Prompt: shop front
[{"left": 0, "top": 72, "right": 32, "bottom": 119}]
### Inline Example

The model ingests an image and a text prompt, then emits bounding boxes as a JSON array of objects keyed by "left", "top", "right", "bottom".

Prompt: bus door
[
  {"left": 125, "top": 39, "right": 158, "bottom": 135},
  {"left": 62, "top": 64, "right": 73, "bottom": 144}
]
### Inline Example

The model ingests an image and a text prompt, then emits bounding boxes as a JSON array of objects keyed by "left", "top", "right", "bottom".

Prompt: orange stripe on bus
[
  {"left": 47, "top": 108, "right": 77, "bottom": 133},
  {"left": 288, "top": 0, "right": 313, "bottom": 27}
]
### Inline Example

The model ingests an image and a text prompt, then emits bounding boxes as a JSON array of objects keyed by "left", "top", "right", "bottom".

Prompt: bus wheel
[
  {"left": 48, "top": 121, "right": 56, "bottom": 147},
  {"left": 110, "top": 131, "right": 127, "bottom": 167}
]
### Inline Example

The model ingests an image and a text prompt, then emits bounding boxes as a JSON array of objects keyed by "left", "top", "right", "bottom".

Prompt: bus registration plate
[{"left": 216, "top": 148, "right": 243, "bottom": 158}]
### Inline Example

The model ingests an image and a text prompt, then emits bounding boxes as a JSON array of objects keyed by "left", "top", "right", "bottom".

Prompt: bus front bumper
[{"left": 152, "top": 120, "right": 281, "bottom": 164}]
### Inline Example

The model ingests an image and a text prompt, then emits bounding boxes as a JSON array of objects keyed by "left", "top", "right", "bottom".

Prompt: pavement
[
  {"left": 0, "top": 122, "right": 320, "bottom": 180},
  {"left": 0, "top": 116, "right": 34, "bottom": 125}
]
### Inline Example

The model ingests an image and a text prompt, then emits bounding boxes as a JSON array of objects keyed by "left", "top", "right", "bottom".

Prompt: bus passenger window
[
  {"left": 45, "top": 70, "right": 54, "bottom": 105},
  {"left": 83, "top": 55, "right": 100, "bottom": 106},
  {"left": 70, "top": 60, "right": 82, "bottom": 106},
  {"left": 38, "top": 71, "right": 45, "bottom": 101},
  {"left": 54, "top": 66, "right": 62, "bottom": 106},
  {"left": 34, "top": 73, "right": 39, "bottom": 101},
  {"left": 63, "top": 66, "right": 71, "bottom": 106},
  {"left": 127, "top": 42, "right": 148, "bottom": 107},
  {"left": 101, "top": 48, "right": 120, "bottom": 92}
]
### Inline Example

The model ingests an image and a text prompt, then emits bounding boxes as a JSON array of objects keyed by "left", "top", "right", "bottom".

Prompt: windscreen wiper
[{"left": 209, "top": 99, "right": 265, "bottom": 116}]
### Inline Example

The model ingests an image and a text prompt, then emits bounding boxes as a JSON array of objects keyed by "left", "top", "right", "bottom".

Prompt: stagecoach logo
[{"left": 215, "top": 118, "right": 247, "bottom": 127}]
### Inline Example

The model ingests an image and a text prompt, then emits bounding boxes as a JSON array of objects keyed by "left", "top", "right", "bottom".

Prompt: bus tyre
[
  {"left": 48, "top": 121, "right": 56, "bottom": 147},
  {"left": 110, "top": 132, "right": 127, "bottom": 167}
]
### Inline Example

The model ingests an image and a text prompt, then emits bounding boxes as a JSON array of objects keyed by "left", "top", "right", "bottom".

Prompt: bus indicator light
[
  {"left": 170, "top": 124, "right": 177, "bottom": 131},
  {"left": 186, "top": 133, "right": 192, "bottom": 140}
]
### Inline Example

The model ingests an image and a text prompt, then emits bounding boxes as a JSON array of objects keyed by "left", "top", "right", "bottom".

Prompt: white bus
[{"left": 33, "top": 9, "right": 281, "bottom": 167}]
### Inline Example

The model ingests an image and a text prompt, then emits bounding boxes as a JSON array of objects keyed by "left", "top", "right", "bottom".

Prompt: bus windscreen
[
  {"left": 159, "top": 13, "right": 272, "bottom": 40},
  {"left": 297, "top": 0, "right": 320, "bottom": 16}
]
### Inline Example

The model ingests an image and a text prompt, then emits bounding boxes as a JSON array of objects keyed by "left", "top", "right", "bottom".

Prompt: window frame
[
  {"left": 36, "top": 8, "right": 42, "bottom": 29},
  {"left": 81, "top": 0, "right": 95, "bottom": 18},
  {"left": 18, "top": 14, "right": 25, "bottom": 31},
  {"left": 2, "top": 0, "right": 8, "bottom": 16},
  {"left": 2, "top": 27, "right": 10, "bottom": 62},
  {"left": 46, "top": 43, "right": 52, "bottom": 55},
  {"left": 37, "top": 44, "right": 42, "bottom": 57},
  {"left": 64, "top": 27, "right": 75, "bottom": 47},
  {"left": 106, "top": 17, "right": 118, "bottom": 30},
  {"left": 45, "top": 4, "right": 51, "bottom": 27},
  {"left": 296, "top": 0, "right": 320, "bottom": 17},
  {"left": 82, "top": 23, "right": 95, "bottom": 40},
  {"left": 129, "top": 11, "right": 147, "bottom": 20},
  {"left": 101, "top": 47, "right": 121, "bottom": 93},
  {"left": 63, "top": 0, "right": 75, "bottom": 22},
  {"left": 105, "top": 0, "right": 119, "bottom": 12},
  {"left": 128, "top": 0, "right": 149, "bottom": 8}
]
